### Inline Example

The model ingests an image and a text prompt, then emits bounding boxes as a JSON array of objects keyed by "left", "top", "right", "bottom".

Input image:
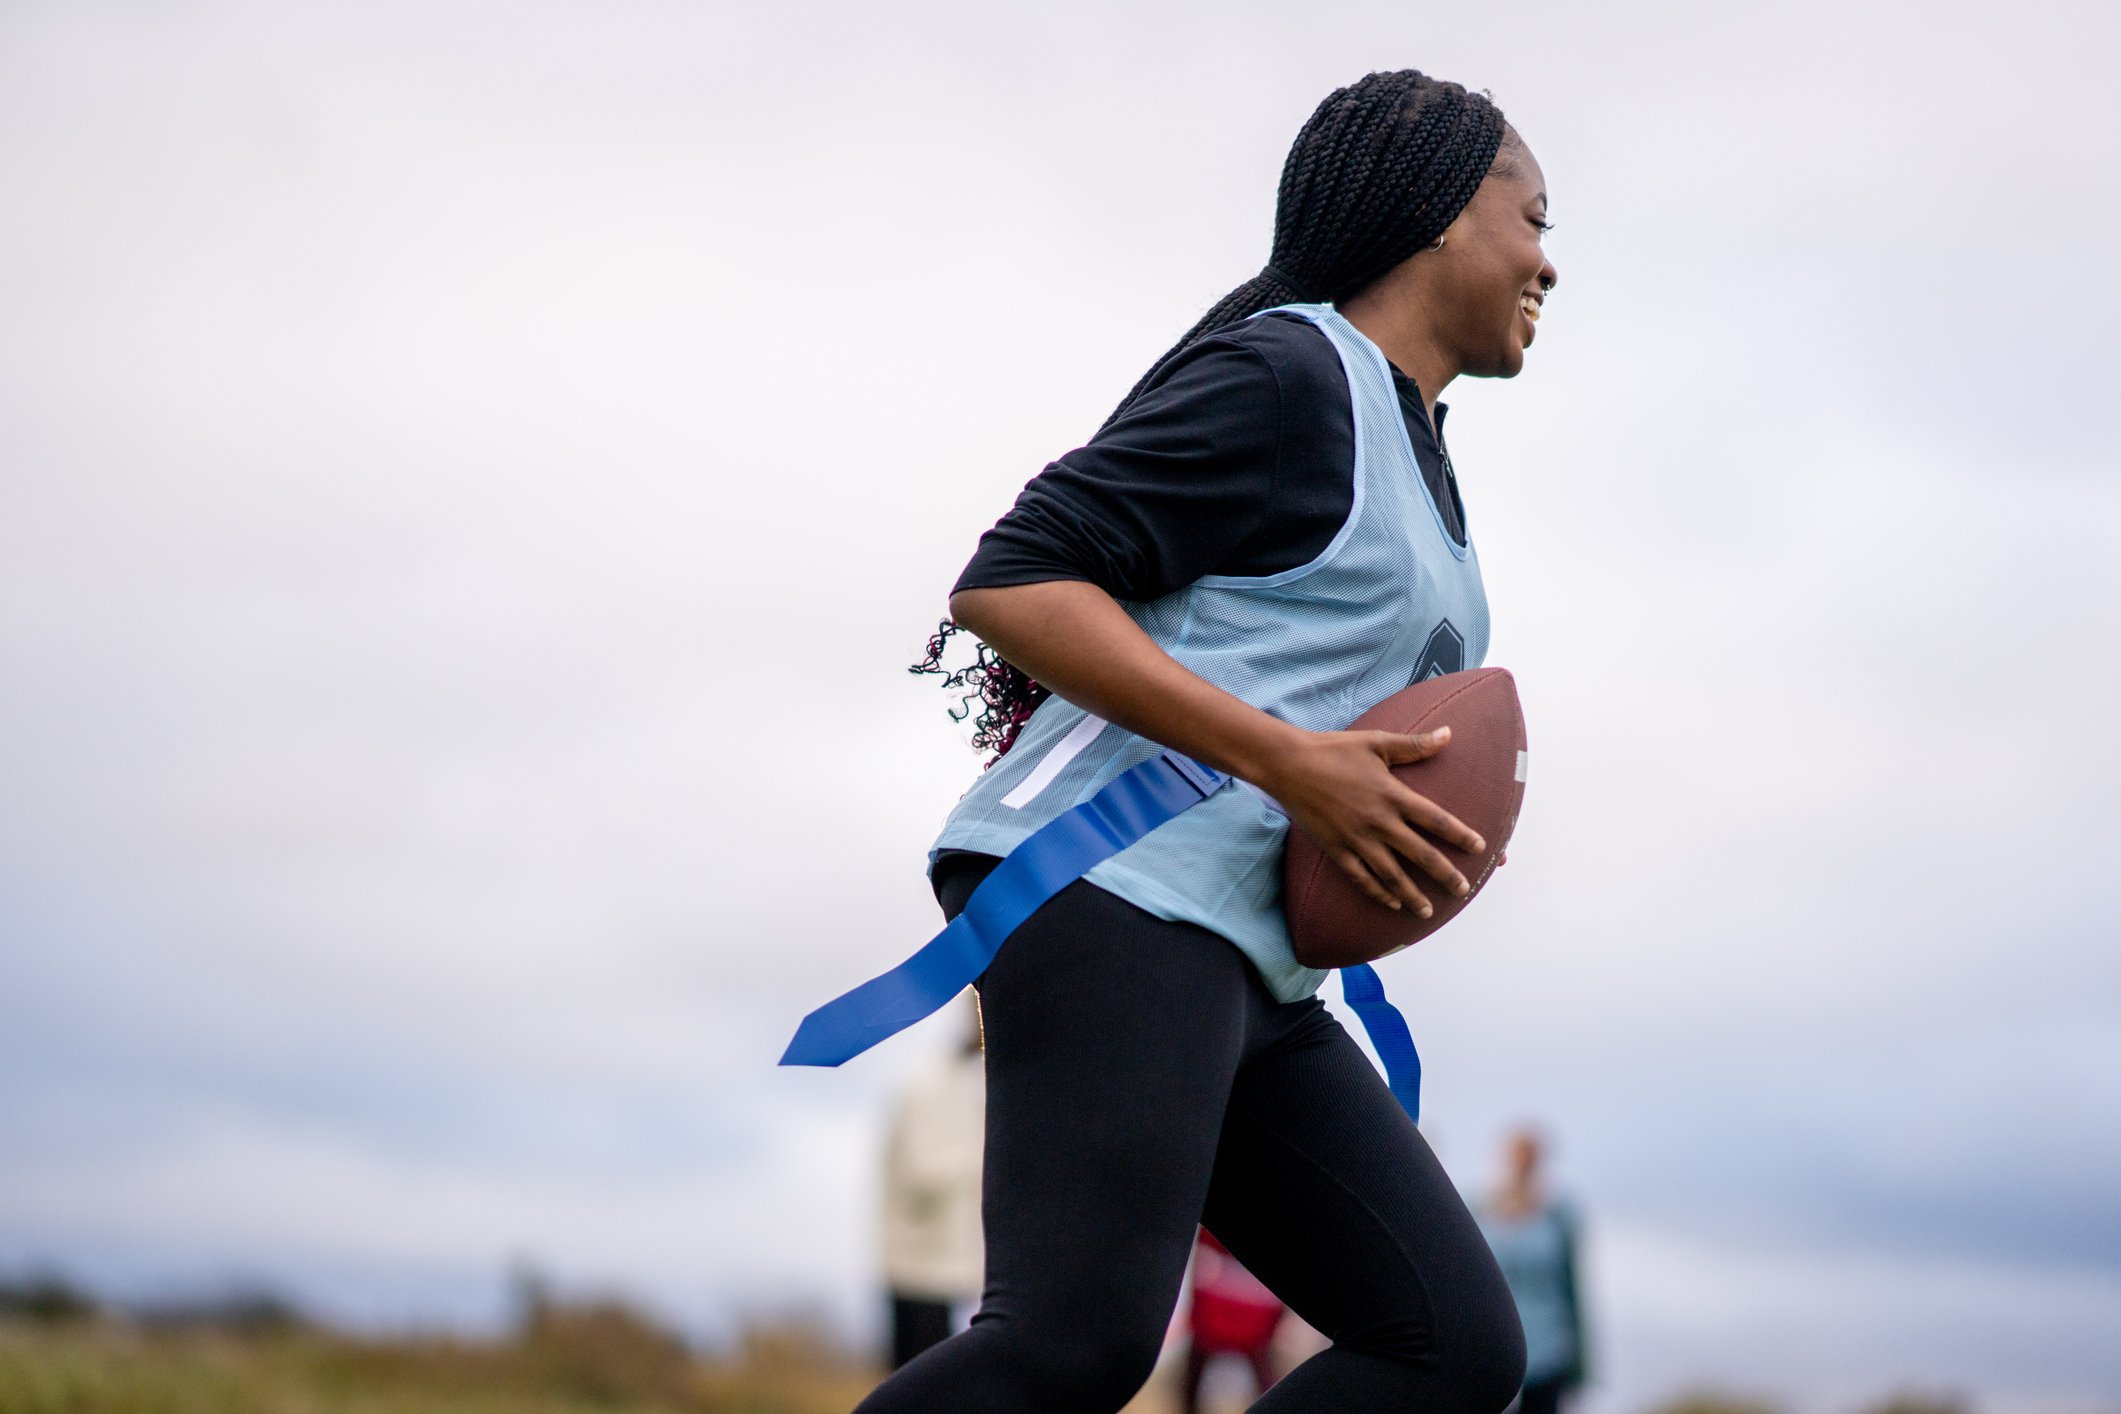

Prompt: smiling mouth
[{"left": 1520, "top": 295, "right": 1542, "bottom": 323}]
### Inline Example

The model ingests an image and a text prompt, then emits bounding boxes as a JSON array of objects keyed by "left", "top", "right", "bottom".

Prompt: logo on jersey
[{"left": 1410, "top": 620, "right": 1465, "bottom": 683}]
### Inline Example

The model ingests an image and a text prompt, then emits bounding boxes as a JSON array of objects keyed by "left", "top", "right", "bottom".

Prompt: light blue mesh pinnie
[{"left": 929, "top": 303, "right": 1491, "bottom": 1004}]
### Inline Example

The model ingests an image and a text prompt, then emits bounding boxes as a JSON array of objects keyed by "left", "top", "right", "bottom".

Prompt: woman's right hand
[
  {"left": 1255, "top": 727, "right": 1485, "bottom": 916},
  {"left": 946, "top": 583, "right": 1485, "bottom": 914}
]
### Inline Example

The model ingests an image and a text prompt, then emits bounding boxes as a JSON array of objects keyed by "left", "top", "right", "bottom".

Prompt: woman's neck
[{"left": 1337, "top": 286, "right": 1456, "bottom": 430}]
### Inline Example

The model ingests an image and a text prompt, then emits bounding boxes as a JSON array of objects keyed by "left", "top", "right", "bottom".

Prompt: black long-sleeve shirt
[{"left": 953, "top": 310, "right": 1466, "bottom": 601}]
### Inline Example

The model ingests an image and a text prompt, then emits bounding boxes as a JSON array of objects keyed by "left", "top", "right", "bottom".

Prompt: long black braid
[{"left": 914, "top": 71, "right": 1510, "bottom": 760}]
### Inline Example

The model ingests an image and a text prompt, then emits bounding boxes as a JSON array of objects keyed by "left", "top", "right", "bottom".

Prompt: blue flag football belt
[{"left": 778, "top": 750, "right": 1425, "bottom": 1121}]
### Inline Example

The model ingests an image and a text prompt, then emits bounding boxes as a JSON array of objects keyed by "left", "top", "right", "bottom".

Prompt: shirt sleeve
[{"left": 951, "top": 332, "right": 1289, "bottom": 603}]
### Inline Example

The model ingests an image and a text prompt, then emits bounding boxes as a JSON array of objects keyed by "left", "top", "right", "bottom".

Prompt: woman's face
[{"left": 1430, "top": 142, "right": 1558, "bottom": 380}]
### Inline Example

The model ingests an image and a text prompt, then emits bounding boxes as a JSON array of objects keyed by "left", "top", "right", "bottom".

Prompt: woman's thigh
[
  {"left": 970, "top": 873, "right": 1252, "bottom": 1333},
  {"left": 1200, "top": 1010, "right": 1526, "bottom": 1410},
  {"left": 861, "top": 861, "right": 1258, "bottom": 1411}
]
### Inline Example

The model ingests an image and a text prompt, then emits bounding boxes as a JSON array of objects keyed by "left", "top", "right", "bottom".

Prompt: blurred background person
[
  {"left": 880, "top": 997, "right": 986, "bottom": 1369},
  {"left": 1477, "top": 1126, "right": 1588, "bottom": 1414},
  {"left": 1178, "top": 1227, "right": 1287, "bottom": 1414}
]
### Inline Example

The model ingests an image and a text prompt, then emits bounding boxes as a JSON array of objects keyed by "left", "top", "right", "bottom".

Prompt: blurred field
[
  {"left": 0, "top": 1320, "right": 1977, "bottom": 1414},
  {"left": 0, "top": 1303, "right": 875, "bottom": 1414},
  {"left": 0, "top": 1322, "right": 1982, "bottom": 1414},
  {"left": 0, "top": 1278, "right": 1975, "bottom": 1414}
]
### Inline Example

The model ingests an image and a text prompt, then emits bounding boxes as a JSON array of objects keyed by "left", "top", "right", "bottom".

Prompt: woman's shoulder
[
  {"left": 1119, "top": 310, "right": 1351, "bottom": 453},
  {"left": 1171, "top": 309, "right": 1348, "bottom": 402}
]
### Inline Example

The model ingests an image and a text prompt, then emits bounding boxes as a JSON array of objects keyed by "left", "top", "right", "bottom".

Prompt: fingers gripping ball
[{"left": 1283, "top": 668, "right": 1528, "bottom": 969}]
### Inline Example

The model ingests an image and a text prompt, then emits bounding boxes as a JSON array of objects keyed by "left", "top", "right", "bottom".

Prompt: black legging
[{"left": 855, "top": 852, "right": 1525, "bottom": 1413}]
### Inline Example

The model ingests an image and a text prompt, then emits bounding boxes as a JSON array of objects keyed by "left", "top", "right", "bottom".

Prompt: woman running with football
[{"left": 861, "top": 69, "right": 1561, "bottom": 1413}]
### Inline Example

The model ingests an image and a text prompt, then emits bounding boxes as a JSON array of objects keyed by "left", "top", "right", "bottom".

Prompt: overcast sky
[{"left": 3, "top": 1, "right": 2118, "bottom": 1410}]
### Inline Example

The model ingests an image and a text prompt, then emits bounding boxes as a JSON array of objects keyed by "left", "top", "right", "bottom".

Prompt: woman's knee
[
  {"left": 1339, "top": 1300, "right": 1525, "bottom": 1412},
  {"left": 1430, "top": 1278, "right": 1528, "bottom": 1411},
  {"left": 858, "top": 1312, "right": 1166, "bottom": 1414},
  {"left": 973, "top": 1310, "right": 1167, "bottom": 1411},
  {"left": 1035, "top": 1334, "right": 1165, "bottom": 1409},
  {"left": 1458, "top": 1302, "right": 1528, "bottom": 1412}
]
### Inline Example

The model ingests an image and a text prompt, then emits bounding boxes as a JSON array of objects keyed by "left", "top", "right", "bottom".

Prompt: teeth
[{"left": 1521, "top": 298, "right": 1540, "bottom": 322}]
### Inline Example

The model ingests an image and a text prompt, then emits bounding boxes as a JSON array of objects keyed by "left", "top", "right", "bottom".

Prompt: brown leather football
[{"left": 1283, "top": 667, "right": 1527, "bottom": 969}]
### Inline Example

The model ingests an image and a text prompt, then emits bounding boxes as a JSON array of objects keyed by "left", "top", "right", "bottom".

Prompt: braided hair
[{"left": 915, "top": 70, "right": 1510, "bottom": 760}]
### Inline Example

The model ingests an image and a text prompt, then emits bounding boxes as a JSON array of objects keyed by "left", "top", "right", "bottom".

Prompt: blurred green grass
[
  {"left": 0, "top": 1277, "right": 1978, "bottom": 1414},
  {"left": 0, "top": 1308, "right": 878, "bottom": 1414}
]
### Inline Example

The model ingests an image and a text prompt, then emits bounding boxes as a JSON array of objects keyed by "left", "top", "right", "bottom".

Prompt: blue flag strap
[
  {"left": 779, "top": 750, "right": 1228, "bottom": 1068},
  {"left": 781, "top": 748, "right": 1426, "bottom": 1126},
  {"left": 1340, "top": 962, "right": 1422, "bottom": 1123}
]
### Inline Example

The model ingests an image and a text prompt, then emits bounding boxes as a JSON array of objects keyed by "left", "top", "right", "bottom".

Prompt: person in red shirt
[{"left": 1181, "top": 1228, "right": 1287, "bottom": 1412}]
